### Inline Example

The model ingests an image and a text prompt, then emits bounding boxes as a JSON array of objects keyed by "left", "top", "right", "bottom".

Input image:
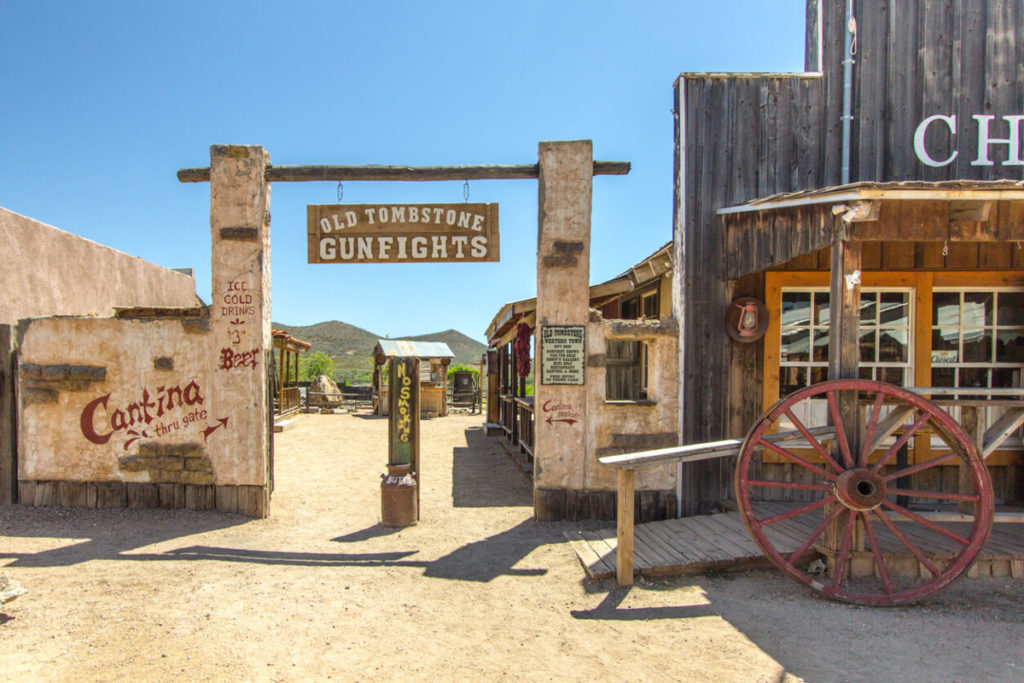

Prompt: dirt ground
[{"left": 2, "top": 411, "right": 1024, "bottom": 682}]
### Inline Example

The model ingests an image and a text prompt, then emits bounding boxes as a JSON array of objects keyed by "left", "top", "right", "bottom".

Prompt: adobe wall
[
  {"left": 11, "top": 145, "right": 272, "bottom": 517},
  {"left": 0, "top": 207, "right": 200, "bottom": 326}
]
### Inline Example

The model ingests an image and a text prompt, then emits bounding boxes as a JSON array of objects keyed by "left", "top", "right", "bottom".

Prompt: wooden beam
[
  {"left": 178, "top": 161, "right": 631, "bottom": 183},
  {"left": 616, "top": 468, "right": 635, "bottom": 587},
  {"left": 598, "top": 425, "right": 836, "bottom": 469}
]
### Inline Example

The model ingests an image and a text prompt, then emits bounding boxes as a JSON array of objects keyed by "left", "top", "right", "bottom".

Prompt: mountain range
[{"left": 271, "top": 320, "right": 487, "bottom": 384}]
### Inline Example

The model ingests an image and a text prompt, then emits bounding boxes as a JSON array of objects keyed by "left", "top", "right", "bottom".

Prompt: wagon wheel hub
[{"left": 834, "top": 469, "right": 886, "bottom": 511}]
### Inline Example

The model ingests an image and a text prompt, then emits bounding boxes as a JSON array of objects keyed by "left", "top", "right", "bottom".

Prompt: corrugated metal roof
[
  {"left": 375, "top": 339, "right": 454, "bottom": 359},
  {"left": 719, "top": 180, "right": 1024, "bottom": 215}
]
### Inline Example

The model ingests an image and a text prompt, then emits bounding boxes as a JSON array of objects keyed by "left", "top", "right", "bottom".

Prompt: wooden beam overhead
[
  {"left": 949, "top": 200, "right": 992, "bottom": 222},
  {"left": 178, "top": 161, "right": 631, "bottom": 183}
]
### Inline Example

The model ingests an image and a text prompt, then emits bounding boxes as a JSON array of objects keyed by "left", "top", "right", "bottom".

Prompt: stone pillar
[
  {"left": 533, "top": 140, "right": 592, "bottom": 521},
  {"left": 208, "top": 144, "right": 272, "bottom": 517}
]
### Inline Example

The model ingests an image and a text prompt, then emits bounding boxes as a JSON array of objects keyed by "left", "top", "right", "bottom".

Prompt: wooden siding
[{"left": 675, "top": 0, "right": 1024, "bottom": 514}]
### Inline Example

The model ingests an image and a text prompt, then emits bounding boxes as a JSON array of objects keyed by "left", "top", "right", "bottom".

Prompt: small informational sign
[
  {"left": 388, "top": 357, "right": 420, "bottom": 466},
  {"left": 540, "top": 325, "right": 586, "bottom": 385},
  {"left": 308, "top": 203, "right": 499, "bottom": 264},
  {"left": 931, "top": 349, "right": 958, "bottom": 364}
]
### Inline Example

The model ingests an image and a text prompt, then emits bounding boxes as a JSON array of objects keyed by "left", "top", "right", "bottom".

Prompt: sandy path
[{"left": 2, "top": 411, "right": 1023, "bottom": 682}]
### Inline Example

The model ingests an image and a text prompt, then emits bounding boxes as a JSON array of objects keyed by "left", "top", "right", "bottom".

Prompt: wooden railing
[
  {"left": 515, "top": 396, "right": 535, "bottom": 459},
  {"left": 599, "top": 426, "right": 836, "bottom": 587},
  {"left": 496, "top": 394, "right": 534, "bottom": 462},
  {"left": 277, "top": 387, "right": 301, "bottom": 416}
]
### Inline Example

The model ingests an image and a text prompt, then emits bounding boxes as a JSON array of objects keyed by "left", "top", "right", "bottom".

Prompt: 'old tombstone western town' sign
[{"left": 308, "top": 203, "right": 499, "bottom": 264}]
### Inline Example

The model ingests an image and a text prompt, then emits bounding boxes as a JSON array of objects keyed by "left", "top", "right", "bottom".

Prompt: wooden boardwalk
[{"left": 565, "top": 505, "right": 1024, "bottom": 581}]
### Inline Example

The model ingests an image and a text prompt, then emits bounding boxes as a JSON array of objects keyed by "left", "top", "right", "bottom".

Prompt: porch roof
[{"left": 717, "top": 180, "right": 1024, "bottom": 280}]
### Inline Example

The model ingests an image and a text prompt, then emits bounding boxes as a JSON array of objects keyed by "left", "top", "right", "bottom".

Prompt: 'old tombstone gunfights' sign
[
  {"left": 308, "top": 203, "right": 499, "bottom": 264},
  {"left": 540, "top": 325, "right": 586, "bottom": 385}
]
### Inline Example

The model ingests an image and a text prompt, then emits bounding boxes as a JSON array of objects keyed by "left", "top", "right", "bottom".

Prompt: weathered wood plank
[
  {"left": 563, "top": 530, "right": 616, "bottom": 578},
  {"left": 179, "top": 161, "right": 631, "bottom": 183},
  {"left": 616, "top": 469, "right": 635, "bottom": 585}
]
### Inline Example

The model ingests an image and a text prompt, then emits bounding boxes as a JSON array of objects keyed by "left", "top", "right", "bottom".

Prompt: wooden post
[
  {"left": 825, "top": 229, "right": 862, "bottom": 561},
  {"left": 388, "top": 357, "right": 421, "bottom": 518},
  {"left": 958, "top": 406, "right": 981, "bottom": 514},
  {"left": 0, "top": 324, "right": 16, "bottom": 505},
  {"left": 617, "top": 468, "right": 636, "bottom": 586},
  {"left": 486, "top": 349, "right": 499, "bottom": 423}
]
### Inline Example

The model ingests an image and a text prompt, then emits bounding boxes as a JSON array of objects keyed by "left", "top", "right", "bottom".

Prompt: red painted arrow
[
  {"left": 546, "top": 416, "right": 577, "bottom": 426},
  {"left": 203, "top": 417, "right": 229, "bottom": 442}
]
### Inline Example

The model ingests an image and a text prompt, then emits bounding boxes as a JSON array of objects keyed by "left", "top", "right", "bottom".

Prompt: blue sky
[{"left": 1, "top": 1, "right": 806, "bottom": 342}]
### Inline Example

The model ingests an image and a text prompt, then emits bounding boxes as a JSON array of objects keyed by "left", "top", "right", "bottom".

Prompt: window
[
  {"left": 621, "top": 298, "right": 639, "bottom": 320},
  {"left": 779, "top": 288, "right": 912, "bottom": 429},
  {"left": 779, "top": 288, "right": 913, "bottom": 397},
  {"left": 931, "top": 288, "right": 1024, "bottom": 390},
  {"left": 642, "top": 290, "right": 659, "bottom": 318},
  {"left": 606, "top": 340, "right": 647, "bottom": 401}
]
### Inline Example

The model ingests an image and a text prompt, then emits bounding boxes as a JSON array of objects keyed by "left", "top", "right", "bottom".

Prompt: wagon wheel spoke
[
  {"left": 832, "top": 510, "right": 858, "bottom": 591},
  {"left": 859, "top": 392, "right": 888, "bottom": 467},
  {"left": 760, "top": 496, "right": 834, "bottom": 526},
  {"left": 883, "top": 450, "right": 960, "bottom": 482},
  {"left": 860, "top": 512, "right": 893, "bottom": 593},
  {"left": 870, "top": 411, "right": 931, "bottom": 473},
  {"left": 747, "top": 481, "right": 832, "bottom": 493},
  {"left": 886, "top": 488, "right": 980, "bottom": 503},
  {"left": 880, "top": 500, "right": 972, "bottom": 546},
  {"left": 783, "top": 409, "right": 845, "bottom": 474},
  {"left": 787, "top": 503, "right": 846, "bottom": 565},
  {"left": 871, "top": 508, "right": 942, "bottom": 578},
  {"left": 826, "top": 390, "right": 856, "bottom": 469},
  {"left": 758, "top": 438, "right": 836, "bottom": 480}
]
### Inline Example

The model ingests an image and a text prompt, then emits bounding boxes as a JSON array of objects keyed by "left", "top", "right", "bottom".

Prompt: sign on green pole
[{"left": 388, "top": 356, "right": 419, "bottom": 466}]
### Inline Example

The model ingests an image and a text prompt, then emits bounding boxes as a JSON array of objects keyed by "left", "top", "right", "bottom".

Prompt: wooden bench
[{"left": 599, "top": 425, "right": 835, "bottom": 586}]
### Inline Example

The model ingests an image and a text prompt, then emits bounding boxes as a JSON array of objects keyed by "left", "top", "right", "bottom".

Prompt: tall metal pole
[{"left": 841, "top": 0, "right": 856, "bottom": 184}]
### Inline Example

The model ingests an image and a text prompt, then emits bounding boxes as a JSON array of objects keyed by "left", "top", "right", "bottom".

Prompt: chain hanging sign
[{"left": 307, "top": 203, "right": 499, "bottom": 264}]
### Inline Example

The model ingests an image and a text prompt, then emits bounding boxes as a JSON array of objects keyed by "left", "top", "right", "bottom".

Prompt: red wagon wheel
[{"left": 735, "top": 379, "right": 994, "bottom": 606}]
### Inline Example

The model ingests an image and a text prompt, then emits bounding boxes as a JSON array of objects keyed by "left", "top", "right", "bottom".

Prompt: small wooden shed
[
  {"left": 272, "top": 329, "right": 311, "bottom": 417},
  {"left": 372, "top": 340, "right": 455, "bottom": 418}
]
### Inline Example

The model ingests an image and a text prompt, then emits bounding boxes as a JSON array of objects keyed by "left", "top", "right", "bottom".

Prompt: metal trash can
[{"left": 381, "top": 463, "right": 418, "bottom": 527}]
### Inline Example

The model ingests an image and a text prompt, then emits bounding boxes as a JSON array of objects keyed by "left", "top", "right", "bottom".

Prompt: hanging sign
[
  {"left": 308, "top": 203, "right": 499, "bottom": 264},
  {"left": 540, "top": 325, "right": 586, "bottom": 385}
]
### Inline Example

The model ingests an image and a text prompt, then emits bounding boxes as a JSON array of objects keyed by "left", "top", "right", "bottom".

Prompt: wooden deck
[{"left": 565, "top": 504, "right": 1024, "bottom": 581}]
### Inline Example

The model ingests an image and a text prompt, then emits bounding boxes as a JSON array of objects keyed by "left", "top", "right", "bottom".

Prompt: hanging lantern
[{"left": 725, "top": 297, "right": 768, "bottom": 343}]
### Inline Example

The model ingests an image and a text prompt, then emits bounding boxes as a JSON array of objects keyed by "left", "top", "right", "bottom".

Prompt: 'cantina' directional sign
[{"left": 308, "top": 203, "right": 499, "bottom": 264}]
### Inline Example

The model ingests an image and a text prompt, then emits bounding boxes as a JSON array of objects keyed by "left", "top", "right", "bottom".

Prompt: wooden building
[
  {"left": 272, "top": 329, "right": 311, "bottom": 417},
  {"left": 486, "top": 241, "right": 677, "bottom": 520},
  {"left": 674, "top": 0, "right": 1024, "bottom": 514},
  {"left": 372, "top": 340, "right": 454, "bottom": 418}
]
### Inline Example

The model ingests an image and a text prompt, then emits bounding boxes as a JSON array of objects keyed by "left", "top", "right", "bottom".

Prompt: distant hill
[
  {"left": 271, "top": 320, "right": 486, "bottom": 385},
  {"left": 403, "top": 329, "right": 488, "bottom": 367}
]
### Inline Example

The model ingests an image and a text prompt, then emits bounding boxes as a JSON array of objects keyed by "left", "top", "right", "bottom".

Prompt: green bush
[{"left": 299, "top": 351, "right": 335, "bottom": 381}]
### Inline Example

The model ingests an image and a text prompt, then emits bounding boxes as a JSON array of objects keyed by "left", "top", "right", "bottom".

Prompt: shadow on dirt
[
  {"left": 0, "top": 505, "right": 559, "bottom": 583},
  {"left": 569, "top": 586, "right": 719, "bottom": 620},
  {"left": 452, "top": 426, "right": 532, "bottom": 508},
  {"left": 331, "top": 524, "right": 402, "bottom": 543},
  {"left": 0, "top": 505, "right": 246, "bottom": 568}
]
